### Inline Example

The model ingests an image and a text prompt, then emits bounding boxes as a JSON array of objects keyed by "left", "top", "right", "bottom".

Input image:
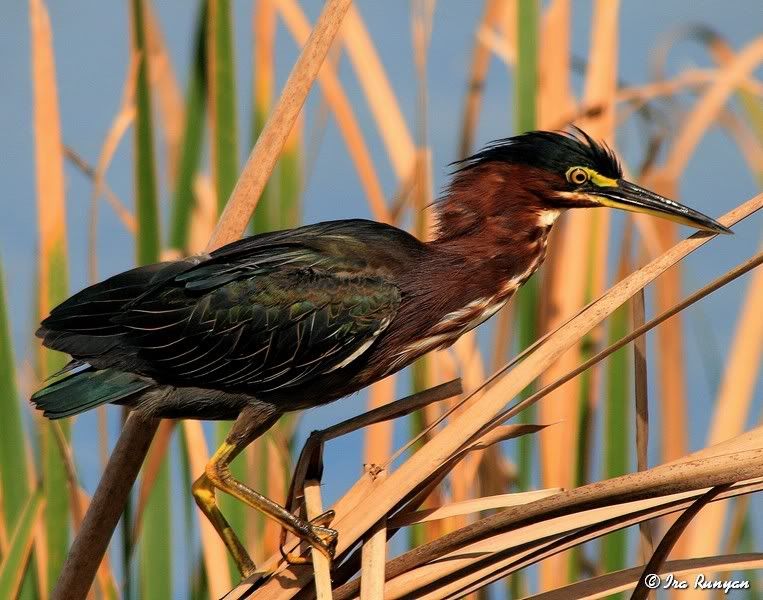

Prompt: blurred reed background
[{"left": 0, "top": 1, "right": 762, "bottom": 598}]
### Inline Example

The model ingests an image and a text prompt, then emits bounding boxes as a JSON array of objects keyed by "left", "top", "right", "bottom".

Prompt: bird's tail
[{"left": 31, "top": 364, "right": 152, "bottom": 419}]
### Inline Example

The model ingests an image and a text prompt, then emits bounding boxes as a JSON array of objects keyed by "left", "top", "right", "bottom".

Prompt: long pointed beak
[{"left": 591, "top": 179, "right": 732, "bottom": 234}]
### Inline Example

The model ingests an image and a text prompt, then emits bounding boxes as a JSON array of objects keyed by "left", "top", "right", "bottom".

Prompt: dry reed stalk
[
  {"left": 145, "top": 2, "right": 184, "bottom": 181},
  {"left": 376, "top": 483, "right": 758, "bottom": 600},
  {"left": 210, "top": 0, "right": 353, "bottom": 249},
  {"left": 632, "top": 288, "right": 654, "bottom": 561},
  {"left": 253, "top": 0, "right": 275, "bottom": 119},
  {"left": 538, "top": 210, "right": 590, "bottom": 487},
  {"left": 263, "top": 435, "right": 289, "bottom": 556},
  {"left": 498, "top": 0, "right": 517, "bottom": 66},
  {"left": 528, "top": 553, "right": 763, "bottom": 600},
  {"left": 52, "top": 413, "right": 159, "bottom": 600},
  {"left": 653, "top": 38, "right": 763, "bottom": 466},
  {"left": 341, "top": 6, "right": 416, "bottom": 181},
  {"left": 359, "top": 469, "right": 387, "bottom": 600},
  {"left": 331, "top": 244, "right": 762, "bottom": 598},
  {"left": 61, "top": 146, "right": 135, "bottom": 233},
  {"left": 188, "top": 173, "right": 217, "bottom": 254},
  {"left": 238, "top": 193, "right": 762, "bottom": 600},
  {"left": 641, "top": 186, "right": 681, "bottom": 474},
  {"left": 276, "top": 0, "right": 390, "bottom": 222},
  {"left": 449, "top": 334, "right": 491, "bottom": 526},
  {"left": 538, "top": 0, "right": 574, "bottom": 129},
  {"left": 70, "top": 489, "right": 118, "bottom": 599},
  {"left": 54, "top": 4, "right": 352, "bottom": 596},
  {"left": 683, "top": 245, "right": 763, "bottom": 559},
  {"left": 579, "top": 0, "right": 619, "bottom": 136},
  {"left": 576, "top": 0, "right": 619, "bottom": 403},
  {"left": 183, "top": 420, "right": 232, "bottom": 597},
  {"left": 459, "top": 0, "right": 506, "bottom": 158},
  {"left": 502, "top": 252, "right": 763, "bottom": 442},
  {"left": 304, "top": 480, "right": 332, "bottom": 599}
]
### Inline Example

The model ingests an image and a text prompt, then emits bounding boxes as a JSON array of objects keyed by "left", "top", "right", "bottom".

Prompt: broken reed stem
[
  {"left": 304, "top": 480, "right": 333, "bottom": 599},
  {"left": 52, "top": 2, "right": 353, "bottom": 598},
  {"left": 360, "top": 468, "right": 387, "bottom": 600},
  {"left": 632, "top": 287, "right": 654, "bottom": 561}
]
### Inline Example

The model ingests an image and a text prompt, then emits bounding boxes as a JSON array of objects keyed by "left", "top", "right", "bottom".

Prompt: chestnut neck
[{"left": 431, "top": 163, "right": 560, "bottom": 261}]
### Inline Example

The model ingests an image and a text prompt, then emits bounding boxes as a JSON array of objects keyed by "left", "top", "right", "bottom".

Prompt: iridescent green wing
[{"left": 117, "top": 243, "right": 400, "bottom": 392}]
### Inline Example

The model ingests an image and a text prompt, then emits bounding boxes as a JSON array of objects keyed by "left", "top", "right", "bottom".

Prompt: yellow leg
[
  {"left": 192, "top": 473, "right": 256, "bottom": 577},
  {"left": 191, "top": 408, "right": 337, "bottom": 577}
]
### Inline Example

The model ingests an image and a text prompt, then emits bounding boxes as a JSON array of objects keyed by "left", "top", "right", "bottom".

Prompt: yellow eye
[{"left": 567, "top": 167, "right": 589, "bottom": 185}]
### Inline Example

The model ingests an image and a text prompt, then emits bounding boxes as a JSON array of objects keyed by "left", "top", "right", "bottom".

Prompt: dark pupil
[{"left": 574, "top": 170, "right": 586, "bottom": 183}]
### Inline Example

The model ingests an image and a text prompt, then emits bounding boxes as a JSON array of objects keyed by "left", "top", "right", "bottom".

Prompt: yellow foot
[{"left": 280, "top": 511, "right": 338, "bottom": 565}]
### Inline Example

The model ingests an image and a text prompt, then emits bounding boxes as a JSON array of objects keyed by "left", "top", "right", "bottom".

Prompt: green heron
[{"left": 32, "top": 129, "right": 729, "bottom": 577}]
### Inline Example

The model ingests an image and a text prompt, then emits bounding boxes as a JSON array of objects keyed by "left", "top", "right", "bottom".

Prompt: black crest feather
[{"left": 453, "top": 127, "right": 622, "bottom": 179}]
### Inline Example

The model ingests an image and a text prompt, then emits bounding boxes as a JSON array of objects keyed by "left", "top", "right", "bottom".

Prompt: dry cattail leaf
[
  {"left": 423, "top": 479, "right": 763, "bottom": 600},
  {"left": 389, "top": 489, "right": 562, "bottom": 528},
  {"left": 528, "top": 553, "right": 763, "bottom": 600},
  {"left": 367, "top": 438, "right": 763, "bottom": 599}
]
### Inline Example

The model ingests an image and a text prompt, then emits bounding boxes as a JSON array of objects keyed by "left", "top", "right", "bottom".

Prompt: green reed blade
[{"left": 170, "top": 0, "right": 208, "bottom": 252}]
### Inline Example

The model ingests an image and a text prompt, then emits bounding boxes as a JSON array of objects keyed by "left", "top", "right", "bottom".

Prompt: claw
[
  {"left": 311, "top": 509, "right": 335, "bottom": 528},
  {"left": 280, "top": 520, "right": 338, "bottom": 565}
]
